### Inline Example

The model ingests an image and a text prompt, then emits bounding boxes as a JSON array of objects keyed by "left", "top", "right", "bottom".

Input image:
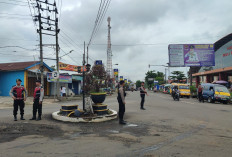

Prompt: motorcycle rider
[{"left": 172, "top": 86, "right": 179, "bottom": 100}]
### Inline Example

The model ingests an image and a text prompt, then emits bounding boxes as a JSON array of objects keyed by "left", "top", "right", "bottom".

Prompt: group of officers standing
[
  {"left": 117, "top": 81, "right": 148, "bottom": 125},
  {"left": 10, "top": 79, "right": 44, "bottom": 121}
]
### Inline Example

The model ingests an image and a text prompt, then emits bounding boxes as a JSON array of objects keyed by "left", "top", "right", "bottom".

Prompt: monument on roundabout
[{"left": 52, "top": 61, "right": 117, "bottom": 123}]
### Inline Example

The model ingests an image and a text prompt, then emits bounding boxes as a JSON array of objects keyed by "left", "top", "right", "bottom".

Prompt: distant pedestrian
[
  {"left": 30, "top": 80, "right": 44, "bottom": 121},
  {"left": 140, "top": 82, "right": 148, "bottom": 110},
  {"left": 60, "top": 86, "right": 63, "bottom": 97},
  {"left": 117, "top": 80, "right": 127, "bottom": 125},
  {"left": 9, "top": 79, "right": 27, "bottom": 121},
  {"left": 61, "top": 86, "right": 67, "bottom": 97},
  {"left": 198, "top": 84, "right": 204, "bottom": 103}
]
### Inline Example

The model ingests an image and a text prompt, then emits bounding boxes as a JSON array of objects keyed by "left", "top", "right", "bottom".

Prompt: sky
[{"left": 0, "top": 0, "right": 232, "bottom": 82}]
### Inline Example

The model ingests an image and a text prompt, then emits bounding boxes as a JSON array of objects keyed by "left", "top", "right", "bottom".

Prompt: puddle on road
[
  {"left": 126, "top": 124, "right": 138, "bottom": 127},
  {"left": 107, "top": 130, "right": 120, "bottom": 134}
]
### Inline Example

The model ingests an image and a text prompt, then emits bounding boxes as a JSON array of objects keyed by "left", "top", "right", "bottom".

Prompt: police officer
[
  {"left": 30, "top": 80, "right": 44, "bottom": 121},
  {"left": 10, "top": 79, "right": 27, "bottom": 121},
  {"left": 140, "top": 82, "right": 148, "bottom": 110},
  {"left": 117, "top": 80, "right": 127, "bottom": 125}
]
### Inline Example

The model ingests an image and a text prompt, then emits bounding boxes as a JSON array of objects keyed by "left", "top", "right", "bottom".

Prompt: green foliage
[
  {"left": 136, "top": 80, "right": 142, "bottom": 88},
  {"left": 145, "top": 70, "right": 165, "bottom": 88},
  {"left": 190, "top": 85, "right": 197, "bottom": 93},
  {"left": 85, "top": 65, "right": 110, "bottom": 93},
  {"left": 170, "top": 71, "right": 186, "bottom": 82}
]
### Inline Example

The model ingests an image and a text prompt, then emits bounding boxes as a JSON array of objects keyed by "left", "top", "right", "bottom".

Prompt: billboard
[
  {"left": 168, "top": 44, "right": 215, "bottom": 67},
  {"left": 113, "top": 69, "right": 118, "bottom": 77},
  {"left": 124, "top": 79, "right": 127, "bottom": 83},
  {"left": 47, "top": 73, "right": 72, "bottom": 83},
  {"left": 59, "top": 62, "right": 86, "bottom": 72}
]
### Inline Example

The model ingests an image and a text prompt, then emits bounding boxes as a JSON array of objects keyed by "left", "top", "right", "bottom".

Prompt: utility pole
[
  {"left": 87, "top": 46, "right": 89, "bottom": 64},
  {"left": 34, "top": 0, "right": 59, "bottom": 98},
  {"left": 83, "top": 41, "right": 86, "bottom": 111},
  {"left": 38, "top": 10, "right": 44, "bottom": 86},
  {"left": 55, "top": 9, "right": 60, "bottom": 100}
]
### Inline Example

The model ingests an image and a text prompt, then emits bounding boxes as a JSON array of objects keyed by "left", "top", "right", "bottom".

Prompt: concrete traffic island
[
  {"left": 52, "top": 107, "right": 117, "bottom": 123},
  {"left": 52, "top": 93, "right": 118, "bottom": 123}
]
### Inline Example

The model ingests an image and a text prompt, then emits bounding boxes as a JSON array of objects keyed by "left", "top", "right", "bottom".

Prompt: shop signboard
[
  {"left": 113, "top": 69, "right": 118, "bottom": 76},
  {"left": 124, "top": 79, "right": 127, "bottom": 83},
  {"left": 120, "top": 76, "right": 123, "bottom": 81},
  {"left": 59, "top": 62, "right": 86, "bottom": 72},
  {"left": 168, "top": 44, "right": 215, "bottom": 67},
  {"left": 47, "top": 73, "right": 72, "bottom": 83}
]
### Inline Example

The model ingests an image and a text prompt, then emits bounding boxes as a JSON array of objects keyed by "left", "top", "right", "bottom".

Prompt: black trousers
[
  {"left": 33, "top": 99, "right": 42, "bottom": 117},
  {"left": 140, "top": 94, "right": 145, "bottom": 108},
  {"left": 198, "top": 92, "right": 204, "bottom": 102},
  {"left": 13, "top": 100, "right": 25, "bottom": 116},
  {"left": 117, "top": 98, "right": 125, "bottom": 121}
]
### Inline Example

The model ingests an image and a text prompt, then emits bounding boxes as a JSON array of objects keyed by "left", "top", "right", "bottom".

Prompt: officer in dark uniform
[
  {"left": 117, "top": 80, "right": 127, "bottom": 125},
  {"left": 10, "top": 79, "right": 27, "bottom": 121},
  {"left": 30, "top": 80, "right": 44, "bottom": 121},
  {"left": 140, "top": 82, "right": 148, "bottom": 110}
]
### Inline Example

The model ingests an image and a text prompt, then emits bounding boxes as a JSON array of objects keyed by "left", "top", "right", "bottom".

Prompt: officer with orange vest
[
  {"left": 9, "top": 79, "right": 27, "bottom": 121},
  {"left": 30, "top": 80, "right": 44, "bottom": 121}
]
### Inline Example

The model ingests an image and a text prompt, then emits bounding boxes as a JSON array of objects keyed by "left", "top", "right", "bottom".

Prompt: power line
[
  {"left": 92, "top": 0, "right": 111, "bottom": 44},
  {"left": 0, "top": 1, "right": 28, "bottom": 6},
  {"left": 0, "top": 46, "right": 37, "bottom": 51},
  {"left": 89, "top": 35, "right": 223, "bottom": 47},
  {"left": 0, "top": 13, "right": 30, "bottom": 16}
]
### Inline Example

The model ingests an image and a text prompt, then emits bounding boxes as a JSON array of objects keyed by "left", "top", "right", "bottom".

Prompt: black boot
[
  {"left": 37, "top": 115, "right": 41, "bottom": 121},
  {"left": 119, "top": 119, "right": 126, "bottom": 125},
  {"left": 20, "top": 115, "right": 25, "bottom": 120},
  {"left": 30, "top": 116, "right": 36, "bottom": 120},
  {"left": 14, "top": 115, "right": 17, "bottom": 121}
]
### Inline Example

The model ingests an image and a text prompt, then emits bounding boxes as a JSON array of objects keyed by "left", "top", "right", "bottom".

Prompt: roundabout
[{"left": 52, "top": 109, "right": 117, "bottom": 123}]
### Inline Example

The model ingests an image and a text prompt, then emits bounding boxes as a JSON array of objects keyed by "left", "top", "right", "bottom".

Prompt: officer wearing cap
[
  {"left": 30, "top": 80, "right": 44, "bottom": 121},
  {"left": 9, "top": 79, "right": 27, "bottom": 121}
]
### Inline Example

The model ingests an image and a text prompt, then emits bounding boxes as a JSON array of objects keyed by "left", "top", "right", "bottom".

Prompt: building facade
[
  {"left": 193, "top": 34, "right": 232, "bottom": 86},
  {"left": 0, "top": 61, "right": 53, "bottom": 96}
]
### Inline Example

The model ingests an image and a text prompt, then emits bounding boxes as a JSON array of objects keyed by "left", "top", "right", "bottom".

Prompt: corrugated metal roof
[{"left": 0, "top": 61, "right": 39, "bottom": 71}]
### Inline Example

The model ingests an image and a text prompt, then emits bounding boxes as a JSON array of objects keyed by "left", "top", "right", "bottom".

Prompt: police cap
[{"left": 16, "top": 79, "right": 22, "bottom": 82}]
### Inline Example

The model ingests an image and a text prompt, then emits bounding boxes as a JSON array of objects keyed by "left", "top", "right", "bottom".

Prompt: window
[
  {"left": 215, "top": 86, "right": 229, "bottom": 93},
  {"left": 179, "top": 86, "right": 189, "bottom": 89}
]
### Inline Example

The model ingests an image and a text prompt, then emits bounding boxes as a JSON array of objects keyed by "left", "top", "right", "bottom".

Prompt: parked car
[{"left": 202, "top": 83, "right": 231, "bottom": 104}]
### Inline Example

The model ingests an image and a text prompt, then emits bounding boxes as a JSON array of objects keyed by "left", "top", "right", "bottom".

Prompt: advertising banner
[
  {"left": 124, "top": 79, "right": 127, "bottom": 83},
  {"left": 120, "top": 76, "right": 123, "bottom": 81},
  {"left": 59, "top": 62, "right": 86, "bottom": 72},
  {"left": 47, "top": 73, "right": 72, "bottom": 83},
  {"left": 168, "top": 44, "right": 215, "bottom": 67},
  {"left": 113, "top": 69, "right": 118, "bottom": 76}
]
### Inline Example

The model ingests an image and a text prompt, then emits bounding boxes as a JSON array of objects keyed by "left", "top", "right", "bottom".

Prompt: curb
[{"left": 52, "top": 109, "right": 117, "bottom": 123}]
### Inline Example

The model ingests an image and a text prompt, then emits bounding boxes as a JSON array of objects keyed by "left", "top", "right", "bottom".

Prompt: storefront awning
[{"left": 193, "top": 66, "right": 232, "bottom": 76}]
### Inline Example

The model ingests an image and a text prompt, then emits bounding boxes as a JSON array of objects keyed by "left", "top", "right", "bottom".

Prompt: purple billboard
[{"left": 169, "top": 44, "right": 215, "bottom": 67}]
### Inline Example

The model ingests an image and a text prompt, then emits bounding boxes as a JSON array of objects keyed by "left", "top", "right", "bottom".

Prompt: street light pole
[{"left": 83, "top": 41, "right": 86, "bottom": 111}]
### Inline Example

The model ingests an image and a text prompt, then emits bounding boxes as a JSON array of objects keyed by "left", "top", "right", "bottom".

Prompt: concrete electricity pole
[{"left": 34, "top": 0, "right": 59, "bottom": 97}]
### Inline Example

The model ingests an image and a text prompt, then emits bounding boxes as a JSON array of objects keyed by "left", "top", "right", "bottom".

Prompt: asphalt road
[{"left": 0, "top": 91, "right": 232, "bottom": 157}]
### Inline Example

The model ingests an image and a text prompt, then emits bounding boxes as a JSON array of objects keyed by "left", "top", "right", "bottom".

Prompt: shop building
[
  {"left": 192, "top": 33, "right": 232, "bottom": 86},
  {"left": 0, "top": 61, "right": 53, "bottom": 96}
]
